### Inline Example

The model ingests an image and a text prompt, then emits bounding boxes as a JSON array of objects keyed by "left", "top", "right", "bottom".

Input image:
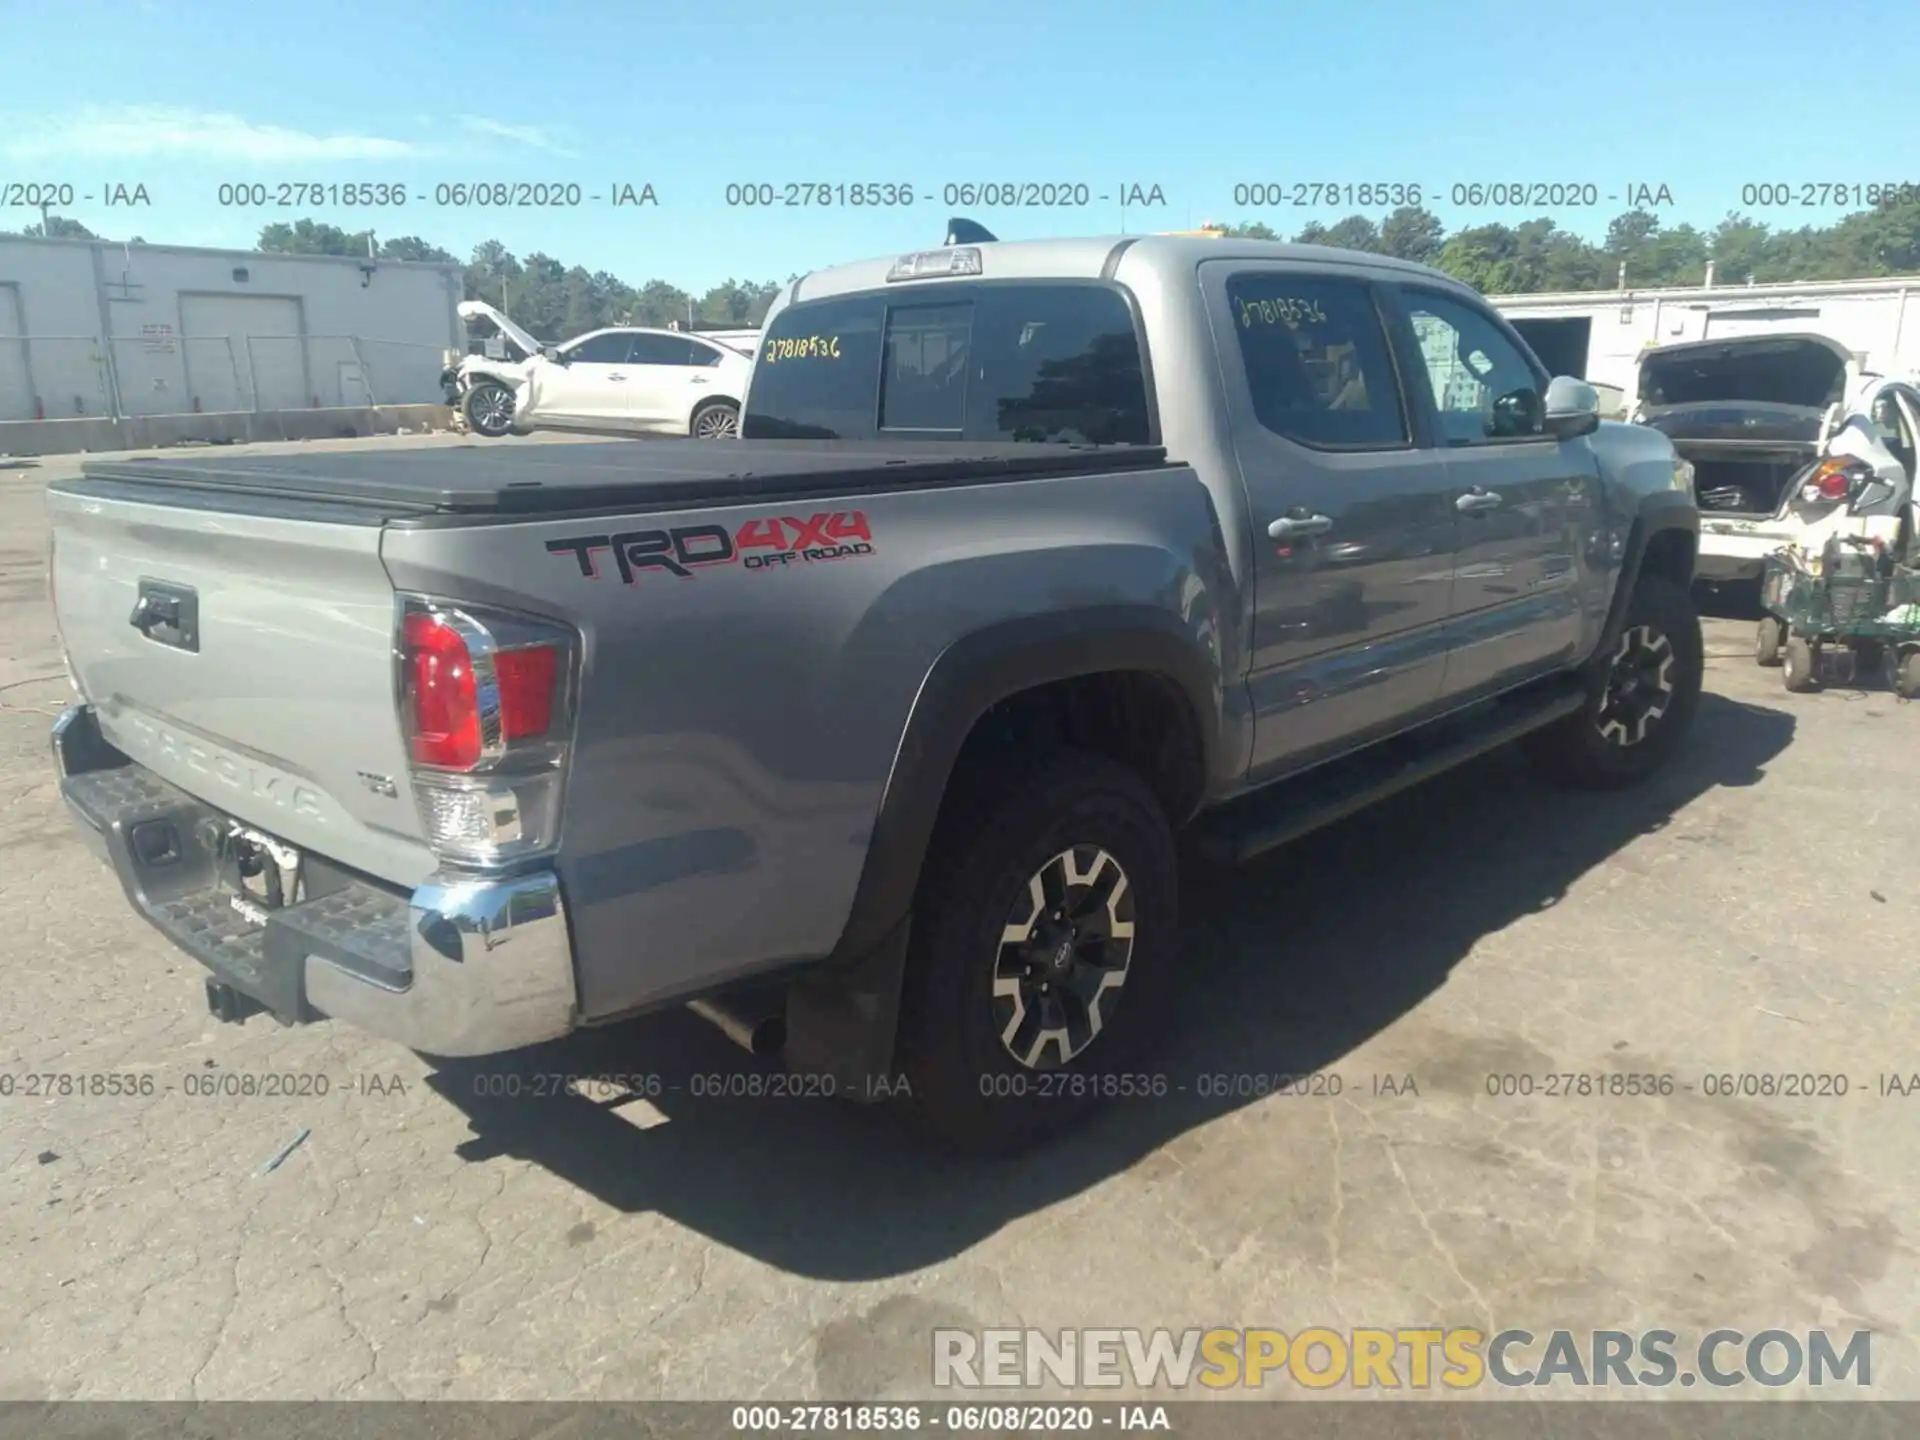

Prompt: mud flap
[{"left": 783, "top": 917, "right": 911, "bottom": 1104}]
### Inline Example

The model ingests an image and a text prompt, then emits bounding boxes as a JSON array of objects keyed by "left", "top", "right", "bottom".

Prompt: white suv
[{"left": 454, "top": 303, "right": 755, "bottom": 440}]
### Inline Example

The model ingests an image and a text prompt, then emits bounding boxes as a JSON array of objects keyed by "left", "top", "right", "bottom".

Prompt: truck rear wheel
[
  {"left": 1523, "top": 575, "right": 1702, "bottom": 789},
  {"left": 893, "top": 750, "right": 1178, "bottom": 1153}
]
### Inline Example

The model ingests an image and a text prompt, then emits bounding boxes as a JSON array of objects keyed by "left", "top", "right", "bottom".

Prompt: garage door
[
  {"left": 179, "top": 294, "right": 306, "bottom": 412},
  {"left": 0, "top": 286, "right": 32, "bottom": 422}
]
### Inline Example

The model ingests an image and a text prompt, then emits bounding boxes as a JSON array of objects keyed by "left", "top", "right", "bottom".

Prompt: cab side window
[
  {"left": 1224, "top": 274, "right": 1408, "bottom": 449},
  {"left": 1401, "top": 291, "right": 1546, "bottom": 444}
]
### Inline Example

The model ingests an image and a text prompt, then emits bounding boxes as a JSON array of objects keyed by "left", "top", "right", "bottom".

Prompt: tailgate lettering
[{"left": 122, "top": 713, "right": 326, "bottom": 821}]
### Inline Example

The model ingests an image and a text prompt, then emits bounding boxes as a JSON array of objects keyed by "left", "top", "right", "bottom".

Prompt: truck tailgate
[{"left": 46, "top": 486, "right": 433, "bottom": 888}]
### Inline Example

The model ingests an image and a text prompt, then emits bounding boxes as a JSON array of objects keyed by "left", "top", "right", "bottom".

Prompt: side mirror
[
  {"left": 1543, "top": 375, "right": 1601, "bottom": 439},
  {"left": 540, "top": 344, "right": 567, "bottom": 364}
]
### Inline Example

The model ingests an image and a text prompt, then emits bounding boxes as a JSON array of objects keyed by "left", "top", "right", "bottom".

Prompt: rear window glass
[
  {"left": 742, "top": 296, "right": 886, "bottom": 439},
  {"left": 882, "top": 303, "right": 973, "bottom": 432},
  {"left": 743, "top": 283, "right": 1151, "bottom": 444}
]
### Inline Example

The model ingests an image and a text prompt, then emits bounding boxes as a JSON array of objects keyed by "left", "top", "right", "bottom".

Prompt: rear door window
[
  {"left": 628, "top": 334, "right": 700, "bottom": 366},
  {"left": 743, "top": 283, "right": 1151, "bottom": 443},
  {"left": 1223, "top": 273, "right": 1409, "bottom": 449}
]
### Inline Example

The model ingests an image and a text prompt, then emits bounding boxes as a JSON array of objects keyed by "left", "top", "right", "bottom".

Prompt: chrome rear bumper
[{"left": 54, "top": 703, "right": 578, "bottom": 1058}]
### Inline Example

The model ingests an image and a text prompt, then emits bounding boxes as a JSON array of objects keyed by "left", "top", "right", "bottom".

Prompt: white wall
[
  {"left": 0, "top": 238, "right": 462, "bottom": 419},
  {"left": 1492, "top": 283, "right": 1920, "bottom": 399}
]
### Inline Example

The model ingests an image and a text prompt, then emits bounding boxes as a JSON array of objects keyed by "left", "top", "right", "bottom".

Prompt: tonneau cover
[{"left": 72, "top": 439, "right": 1172, "bottom": 517}]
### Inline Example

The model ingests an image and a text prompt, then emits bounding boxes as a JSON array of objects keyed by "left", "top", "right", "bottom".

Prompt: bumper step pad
[{"left": 62, "top": 760, "right": 412, "bottom": 1027}]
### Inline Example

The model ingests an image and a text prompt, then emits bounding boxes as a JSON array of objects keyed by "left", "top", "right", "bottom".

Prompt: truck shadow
[{"left": 424, "top": 689, "right": 1794, "bottom": 1281}]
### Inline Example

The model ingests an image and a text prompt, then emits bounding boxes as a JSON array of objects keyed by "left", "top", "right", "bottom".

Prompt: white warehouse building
[
  {"left": 1492, "top": 274, "right": 1920, "bottom": 401},
  {"left": 0, "top": 236, "right": 464, "bottom": 423}
]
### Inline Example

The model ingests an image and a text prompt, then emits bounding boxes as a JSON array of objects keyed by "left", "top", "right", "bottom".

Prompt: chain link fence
[{"left": 0, "top": 332, "right": 453, "bottom": 423}]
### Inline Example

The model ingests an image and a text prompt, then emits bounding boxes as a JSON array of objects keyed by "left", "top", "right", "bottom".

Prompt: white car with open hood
[
  {"left": 451, "top": 300, "right": 756, "bottom": 440},
  {"left": 1631, "top": 333, "right": 1920, "bottom": 584}
]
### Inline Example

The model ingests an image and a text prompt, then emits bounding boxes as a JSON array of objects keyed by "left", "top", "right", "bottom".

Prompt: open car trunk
[
  {"left": 1671, "top": 438, "right": 1816, "bottom": 518},
  {"left": 1636, "top": 333, "right": 1852, "bottom": 519}
]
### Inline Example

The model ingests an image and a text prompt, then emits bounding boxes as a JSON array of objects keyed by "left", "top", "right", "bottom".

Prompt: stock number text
[
  {"left": 1740, "top": 182, "right": 1918, "bottom": 208},
  {"left": 725, "top": 183, "right": 915, "bottom": 208},
  {"left": 1233, "top": 181, "right": 1421, "bottom": 208}
]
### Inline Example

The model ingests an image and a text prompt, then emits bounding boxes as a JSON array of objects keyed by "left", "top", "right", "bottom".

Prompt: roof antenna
[{"left": 945, "top": 217, "right": 997, "bottom": 245}]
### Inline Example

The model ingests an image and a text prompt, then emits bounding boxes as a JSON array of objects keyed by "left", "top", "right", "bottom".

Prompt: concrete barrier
[{"left": 0, "top": 405, "right": 455, "bottom": 457}]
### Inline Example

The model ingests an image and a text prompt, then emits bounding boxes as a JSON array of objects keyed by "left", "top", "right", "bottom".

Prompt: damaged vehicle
[
  {"left": 448, "top": 300, "right": 757, "bottom": 440},
  {"left": 443, "top": 300, "right": 545, "bottom": 437},
  {"left": 1631, "top": 333, "right": 1920, "bottom": 585}
]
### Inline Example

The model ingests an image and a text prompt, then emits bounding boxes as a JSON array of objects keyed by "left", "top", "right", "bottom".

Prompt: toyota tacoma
[{"left": 45, "top": 232, "right": 1701, "bottom": 1151}]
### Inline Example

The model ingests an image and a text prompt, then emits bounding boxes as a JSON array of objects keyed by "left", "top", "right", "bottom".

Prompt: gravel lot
[{"left": 1, "top": 435, "right": 1917, "bottom": 1403}]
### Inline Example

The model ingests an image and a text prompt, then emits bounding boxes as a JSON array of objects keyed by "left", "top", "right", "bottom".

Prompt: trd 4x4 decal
[{"left": 546, "top": 511, "right": 875, "bottom": 582}]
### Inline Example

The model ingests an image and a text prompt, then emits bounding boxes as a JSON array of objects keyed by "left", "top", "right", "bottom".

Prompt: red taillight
[
  {"left": 495, "top": 645, "right": 557, "bottom": 740},
  {"left": 404, "top": 612, "right": 481, "bottom": 769},
  {"left": 1810, "top": 458, "right": 1863, "bottom": 501},
  {"left": 403, "top": 611, "right": 559, "bottom": 769},
  {"left": 396, "top": 596, "right": 576, "bottom": 865}
]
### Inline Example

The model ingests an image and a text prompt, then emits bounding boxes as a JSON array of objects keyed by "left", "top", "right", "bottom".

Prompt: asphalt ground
[{"left": 1, "top": 434, "right": 1915, "bottom": 1404}]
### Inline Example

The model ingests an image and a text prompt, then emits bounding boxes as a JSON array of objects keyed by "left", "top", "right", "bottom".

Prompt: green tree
[
  {"left": 1709, "top": 213, "right": 1771, "bottom": 284},
  {"left": 1435, "top": 222, "right": 1520, "bottom": 292},
  {"left": 696, "top": 278, "right": 782, "bottom": 325},
  {"left": 23, "top": 215, "right": 98, "bottom": 239},
  {"left": 239, "top": 197, "right": 1920, "bottom": 325},
  {"left": 1646, "top": 223, "right": 1710, "bottom": 287},
  {"left": 629, "top": 279, "right": 695, "bottom": 326},
  {"left": 1318, "top": 216, "right": 1382, "bottom": 253},
  {"left": 1603, "top": 208, "right": 1660, "bottom": 255},
  {"left": 1379, "top": 205, "right": 1445, "bottom": 264},
  {"left": 379, "top": 235, "right": 459, "bottom": 264},
  {"left": 257, "top": 219, "right": 373, "bottom": 256},
  {"left": 1855, "top": 196, "right": 1920, "bottom": 272}
]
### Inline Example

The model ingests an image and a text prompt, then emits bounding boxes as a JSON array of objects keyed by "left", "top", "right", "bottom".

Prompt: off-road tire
[
  {"left": 1783, "top": 636, "right": 1820, "bottom": 693},
  {"left": 1523, "top": 575, "right": 1703, "bottom": 789},
  {"left": 462, "top": 380, "right": 516, "bottom": 439},
  {"left": 1755, "top": 616, "right": 1786, "bottom": 667},
  {"left": 892, "top": 749, "right": 1178, "bottom": 1154}
]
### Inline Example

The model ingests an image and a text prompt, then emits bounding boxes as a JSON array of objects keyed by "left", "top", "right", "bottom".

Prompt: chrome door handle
[
  {"left": 690, "top": 376, "right": 710, "bottom": 385},
  {"left": 607, "top": 372, "right": 628, "bottom": 381},
  {"left": 1455, "top": 489, "right": 1504, "bottom": 513},
  {"left": 1268, "top": 513, "right": 1334, "bottom": 540}
]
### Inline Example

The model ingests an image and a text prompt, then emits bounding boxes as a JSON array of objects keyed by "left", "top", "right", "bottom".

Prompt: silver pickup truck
[{"left": 45, "top": 233, "right": 1701, "bottom": 1151}]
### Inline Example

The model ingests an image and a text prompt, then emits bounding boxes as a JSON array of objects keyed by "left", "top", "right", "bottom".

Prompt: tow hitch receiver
[{"left": 205, "top": 978, "right": 265, "bottom": 1024}]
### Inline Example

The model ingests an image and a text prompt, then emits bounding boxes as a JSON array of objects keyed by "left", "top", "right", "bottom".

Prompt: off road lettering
[{"left": 546, "top": 512, "right": 876, "bottom": 583}]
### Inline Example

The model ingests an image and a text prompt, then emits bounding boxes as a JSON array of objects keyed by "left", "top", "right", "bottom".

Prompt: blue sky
[{"left": 6, "top": 0, "right": 1914, "bottom": 290}]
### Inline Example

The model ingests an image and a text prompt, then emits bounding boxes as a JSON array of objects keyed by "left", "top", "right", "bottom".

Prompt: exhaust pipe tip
[{"left": 687, "top": 996, "right": 786, "bottom": 1058}]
